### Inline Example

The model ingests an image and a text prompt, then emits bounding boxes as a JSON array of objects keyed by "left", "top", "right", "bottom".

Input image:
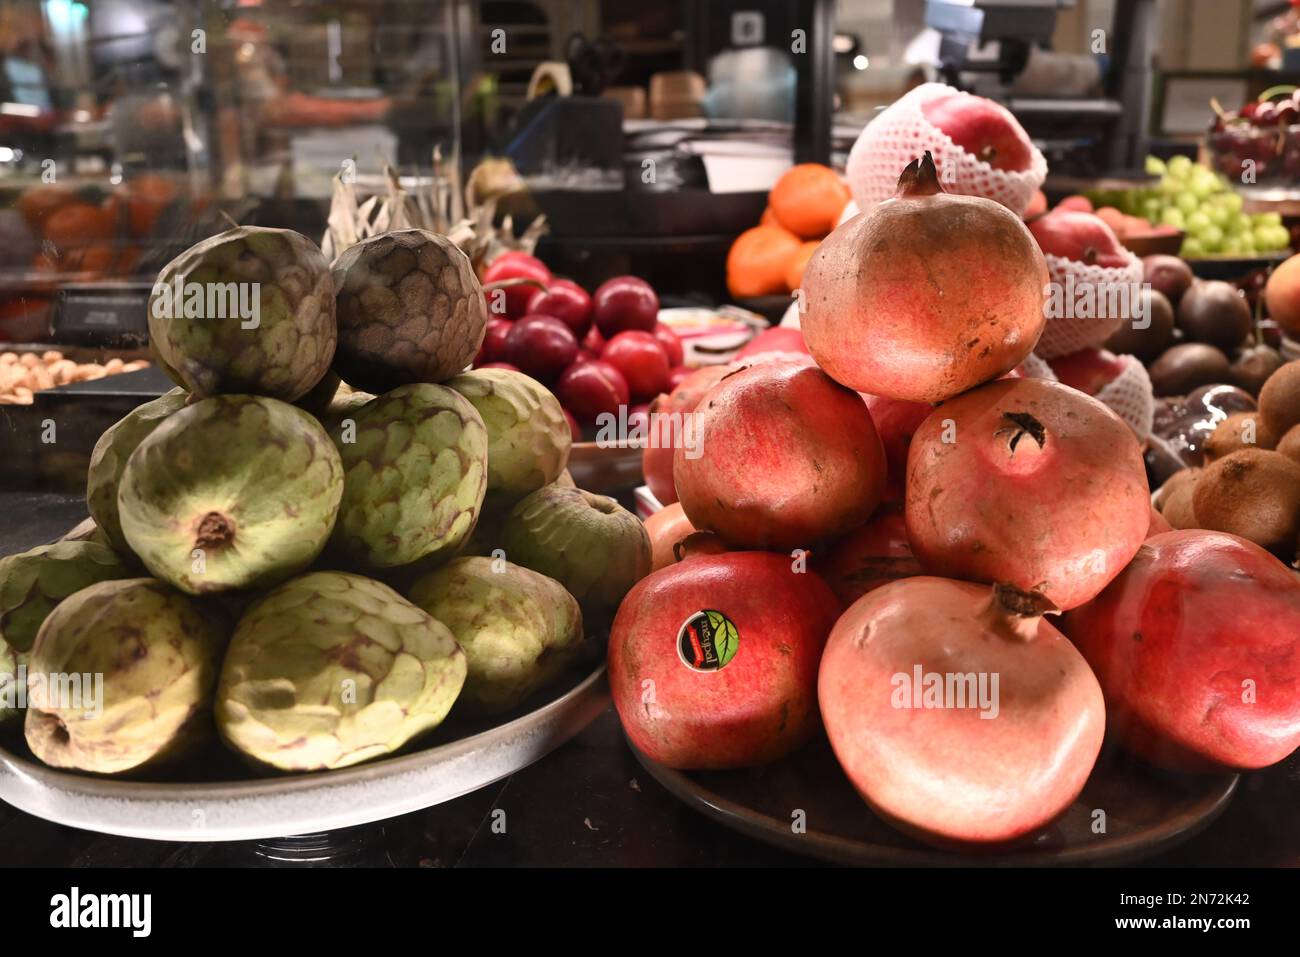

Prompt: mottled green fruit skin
[
  {"left": 0, "top": 541, "right": 131, "bottom": 652},
  {"left": 148, "top": 226, "right": 336, "bottom": 401},
  {"left": 329, "top": 383, "right": 487, "bottom": 569},
  {"left": 0, "top": 639, "right": 26, "bottom": 727},
  {"left": 499, "top": 487, "right": 651, "bottom": 629},
  {"left": 332, "top": 229, "right": 487, "bottom": 392},
  {"left": 119, "top": 395, "right": 343, "bottom": 595},
  {"left": 216, "top": 572, "right": 466, "bottom": 771},
  {"left": 409, "top": 557, "right": 582, "bottom": 713},
  {"left": 24, "top": 579, "right": 225, "bottom": 774},
  {"left": 448, "top": 369, "right": 571, "bottom": 507},
  {"left": 86, "top": 388, "right": 189, "bottom": 550}
]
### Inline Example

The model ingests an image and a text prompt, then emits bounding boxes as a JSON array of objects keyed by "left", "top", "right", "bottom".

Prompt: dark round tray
[{"left": 633, "top": 735, "right": 1238, "bottom": 866}]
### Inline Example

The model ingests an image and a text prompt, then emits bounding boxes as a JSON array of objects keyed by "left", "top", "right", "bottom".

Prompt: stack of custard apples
[
  {"left": 0, "top": 225, "right": 651, "bottom": 776},
  {"left": 612, "top": 143, "right": 1300, "bottom": 849}
]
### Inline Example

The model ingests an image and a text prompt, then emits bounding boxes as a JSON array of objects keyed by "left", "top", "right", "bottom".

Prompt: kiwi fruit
[
  {"left": 1176, "top": 280, "right": 1253, "bottom": 352},
  {"left": 1230, "top": 343, "right": 1284, "bottom": 397},
  {"left": 1159, "top": 467, "right": 1201, "bottom": 530},
  {"left": 1259, "top": 360, "right": 1300, "bottom": 439},
  {"left": 1191, "top": 448, "right": 1300, "bottom": 554},
  {"left": 1277, "top": 425, "right": 1300, "bottom": 465},
  {"left": 1203, "top": 412, "right": 1277, "bottom": 462},
  {"left": 1104, "top": 287, "right": 1175, "bottom": 362},
  {"left": 1148, "top": 343, "right": 1232, "bottom": 397},
  {"left": 1143, "top": 254, "right": 1194, "bottom": 305}
]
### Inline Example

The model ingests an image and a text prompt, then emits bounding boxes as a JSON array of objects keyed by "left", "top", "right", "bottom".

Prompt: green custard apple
[
  {"left": 215, "top": 571, "right": 467, "bottom": 771},
  {"left": 0, "top": 541, "right": 131, "bottom": 652},
  {"left": 118, "top": 395, "right": 343, "bottom": 594},
  {"left": 409, "top": 556, "right": 582, "bottom": 713},
  {"left": 23, "top": 578, "right": 225, "bottom": 773}
]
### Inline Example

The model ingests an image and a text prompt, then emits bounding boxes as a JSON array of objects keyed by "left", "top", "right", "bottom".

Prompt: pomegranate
[
  {"left": 1146, "top": 504, "right": 1173, "bottom": 538},
  {"left": 905, "top": 378, "right": 1149, "bottom": 611},
  {"left": 920, "top": 93, "right": 1036, "bottom": 172},
  {"left": 1028, "top": 209, "right": 1131, "bottom": 269},
  {"left": 526, "top": 278, "right": 593, "bottom": 337},
  {"left": 641, "top": 364, "right": 733, "bottom": 506},
  {"left": 666, "top": 366, "right": 693, "bottom": 391},
  {"left": 1046, "top": 347, "right": 1127, "bottom": 396},
  {"left": 819, "top": 577, "right": 1105, "bottom": 846},
  {"left": 609, "top": 551, "right": 840, "bottom": 770},
  {"left": 675, "top": 362, "right": 887, "bottom": 550},
  {"left": 801, "top": 152, "right": 1047, "bottom": 402},
  {"left": 734, "top": 326, "right": 810, "bottom": 360},
  {"left": 859, "top": 392, "right": 932, "bottom": 502},
  {"left": 814, "top": 505, "right": 921, "bottom": 606},
  {"left": 1064, "top": 530, "right": 1300, "bottom": 771}
]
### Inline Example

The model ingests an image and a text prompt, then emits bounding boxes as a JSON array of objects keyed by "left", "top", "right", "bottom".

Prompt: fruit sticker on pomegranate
[{"left": 676, "top": 610, "right": 739, "bottom": 672}]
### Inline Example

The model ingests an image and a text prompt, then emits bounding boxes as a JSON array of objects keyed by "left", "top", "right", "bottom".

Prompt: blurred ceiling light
[
  {"left": 0, "top": 148, "right": 15, "bottom": 162},
  {"left": 833, "top": 33, "right": 856, "bottom": 54},
  {"left": 0, "top": 103, "right": 41, "bottom": 117},
  {"left": 853, "top": 55, "right": 870, "bottom": 70}
]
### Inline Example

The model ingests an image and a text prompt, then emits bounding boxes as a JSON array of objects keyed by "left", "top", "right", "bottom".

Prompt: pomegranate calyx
[
  {"left": 996, "top": 411, "right": 1047, "bottom": 453},
  {"left": 981, "top": 584, "right": 1059, "bottom": 641},
  {"left": 896, "top": 151, "right": 945, "bottom": 198}
]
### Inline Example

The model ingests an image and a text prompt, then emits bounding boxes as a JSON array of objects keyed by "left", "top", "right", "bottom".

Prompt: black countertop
[{"left": 2, "top": 492, "right": 1297, "bottom": 868}]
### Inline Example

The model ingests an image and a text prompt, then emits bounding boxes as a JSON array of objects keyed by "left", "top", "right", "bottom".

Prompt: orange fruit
[
  {"left": 769, "top": 164, "right": 850, "bottom": 239},
  {"left": 63, "top": 243, "right": 117, "bottom": 277},
  {"left": 17, "top": 186, "right": 77, "bottom": 232},
  {"left": 727, "top": 225, "right": 802, "bottom": 298},
  {"left": 784, "top": 240, "right": 821, "bottom": 291},
  {"left": 43, "top": 203, "right": 112, "bottom": 248},
  {"left": 760, "top": 206, "right": 780, "bottom": 228}
]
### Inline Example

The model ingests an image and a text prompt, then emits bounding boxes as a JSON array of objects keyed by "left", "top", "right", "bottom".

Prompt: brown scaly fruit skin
[
  {"left": 215, "top": 572, "right": 466, "bottom": 772},
  {"left": 328, "top": 383, "right": 488, "bottom": 570},
  {"left": 0, "top": 541, "right": 131, "bottom": 653},
  {"left": 24, "top": 578, "right": 225, "bottom": 774},
  {"left": 148, "top": 226, "right": 336, "bottom": 402},
  {"left": 86, "top": 388, "right": 189, "bottom": 551},
  {"left": 332, "top": 229, "right": 488, "bottom": 392}
]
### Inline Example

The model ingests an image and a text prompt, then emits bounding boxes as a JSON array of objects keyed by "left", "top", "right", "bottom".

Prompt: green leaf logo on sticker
[{"left": 677, "top": 609, "right": 740, "bottom": 672}]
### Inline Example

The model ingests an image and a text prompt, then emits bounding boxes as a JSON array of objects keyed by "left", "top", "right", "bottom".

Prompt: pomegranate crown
[{"left": 896, "top": 151, "right": 945, "bottom": 198}]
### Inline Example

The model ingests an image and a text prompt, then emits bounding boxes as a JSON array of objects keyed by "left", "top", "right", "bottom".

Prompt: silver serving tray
[{"left": 0, "top": 665, "right": 608, "bottom": 842}]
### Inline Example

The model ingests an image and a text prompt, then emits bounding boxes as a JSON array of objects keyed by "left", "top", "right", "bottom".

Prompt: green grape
[
  {"left": 1221, "top": 235, "right": 1244, "bottom": 256},
  {"left": 1200, "top": 224, "right": 1225, "bottom": 251},
  {"left": 1221, "top": 191, "right": 1244, "bottom": 214},
  {"left": 1268, "top": 225, "right": 1293, "bottom": 249},
  {"left": 1207, "top": 205, "right": 1231, "bottom": 227},
  {"left": 1181, "top": 237, "right": 1206, "bottom": 257},
  {"left": 1167, "top": 155, "right": 1194, "bottom": 178},
  {"left": 1176, "top": 193, "right": 1199, "bottom": 215},
  {"left": 1239, "top": 235, "right": 1258, "bottom": 255},
  {"left": 1141, "top": 197, "right": 1163, "bottom": 221},
  {"left": 1144, "top": 155, "right": 1167, "bottom": 176},
  {"left": 1254, "top": 225, "right": 1276, "bottom": 249},
  {"left": 1157, "top": 177, "right": 1182, "bottom": 196},
  {"left": 1258, "top": 211, "right": 1284, "bottom": 228},
  {"left": 1160, "top": 207, "right": 1186, "bottom": 229},
  {"left": 1185, "top": 210, "right": 1212, "bottom": 234},
  {"left": 1225, "top": 213, "right": 1250, "bottom": 236}
]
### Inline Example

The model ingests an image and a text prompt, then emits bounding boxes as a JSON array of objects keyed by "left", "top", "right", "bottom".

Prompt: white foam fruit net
[
  {"left": 1096, "top": 354, "right": 1155, "bottom": 443},
  {"left": 1015, "top": 352, "right": 1057, "bottom": 380},
  {"left": 845, "top": 82, "right": 1047, "bottom": 217},
  {"left": 1034, "top": 252, "right": 1144, "bottom": 359}
]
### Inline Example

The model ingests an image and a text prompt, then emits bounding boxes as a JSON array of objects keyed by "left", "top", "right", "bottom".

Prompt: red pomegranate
[
  {"left": 819, "top": 577, "right": 1105, "bottom": 846},
  {"left": 675, "top": 361, "right": 887, "bottom": 550},
  {"left": 610, "top": 551, "right": 840, "bottom": 770},
  {"left": 1028, "top": 209, "right": 1131, "bottom": 269},
  {"left": 905, "top": 378, "right": 1149, "bottom": 611},
  {"left": 859, "top": 392, "right": 932, "bottom": 502},
  {"left": 814, "top": 505, "right": 921, "bottom": 606},
  {"left": 1062, "top": 530, "right": 1300, "bottom": 772},
  {"left": 800, "top": 152, "right": 1047, "bottom": 402},
  {"left": 734, "top": 326, "right": 809, "bottom": 360},
  {"left": 641, "top": 364, "right": 733, "bottom": 506},
  {"left": 920, "top": 93, "right": 1036, "bottom": 172}
]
